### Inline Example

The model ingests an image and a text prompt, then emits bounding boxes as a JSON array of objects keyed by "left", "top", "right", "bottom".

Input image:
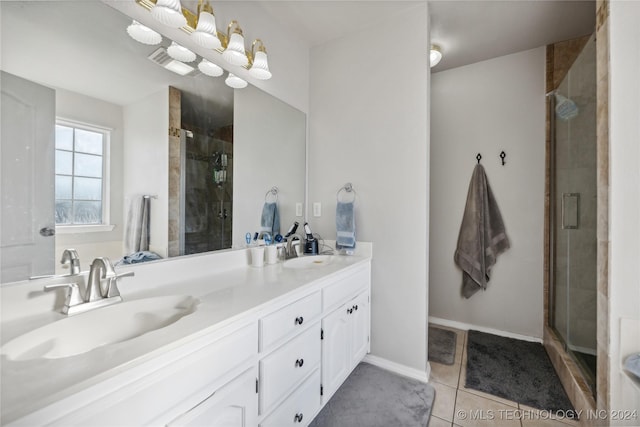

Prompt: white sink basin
[
  {"left": 1, "top": 295, "right": 199, "bottom": 361},
  {"left": 283, "top": 255, "right": 334, "bottom": 269}
]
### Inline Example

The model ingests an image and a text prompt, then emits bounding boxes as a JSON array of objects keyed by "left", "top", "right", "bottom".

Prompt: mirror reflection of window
[{"left": 54, "top": 120, "right": 110, "bottom": 227}]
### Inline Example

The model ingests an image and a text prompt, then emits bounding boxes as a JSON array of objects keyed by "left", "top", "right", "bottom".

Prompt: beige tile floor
[{"left": 428, "top": 325, "right": 580, "bottom": 427}]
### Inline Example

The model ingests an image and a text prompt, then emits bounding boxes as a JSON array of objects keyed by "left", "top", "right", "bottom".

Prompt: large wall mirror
[{"left": 0, "top": 0, "right": 306, "bottom": 283}]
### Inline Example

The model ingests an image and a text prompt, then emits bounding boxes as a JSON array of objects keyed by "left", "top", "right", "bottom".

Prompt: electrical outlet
[
  {"left": 313, "top": 202, "right": 322, "bottom": 217},
  {"left": 295, "top": 203, "right": 303, "bottom": 217}
]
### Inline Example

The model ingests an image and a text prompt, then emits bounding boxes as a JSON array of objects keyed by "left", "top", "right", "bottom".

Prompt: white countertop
[{"left": 0, "top": 246, "right": 371, "bottom": 425}]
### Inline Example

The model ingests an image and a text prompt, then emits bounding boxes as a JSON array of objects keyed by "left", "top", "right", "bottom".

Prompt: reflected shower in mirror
[{"left": 0, "top": 0, "right": 305, "bottom": 282}]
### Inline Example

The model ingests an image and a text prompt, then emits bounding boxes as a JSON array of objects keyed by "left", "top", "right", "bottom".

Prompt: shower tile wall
[{"left": 554, "top": 34, "right": 597, "bottom": 353}]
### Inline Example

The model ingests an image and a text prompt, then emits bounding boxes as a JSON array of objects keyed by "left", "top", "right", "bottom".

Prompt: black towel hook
[
  {"left": 476, "top": 153, "right": 482, "bottom": 164},
  {"left": 499, "top": 151, "right": 506, "bottom": 166}
]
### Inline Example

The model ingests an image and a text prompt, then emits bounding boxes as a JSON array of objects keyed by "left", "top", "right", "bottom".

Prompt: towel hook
[
  {"left": 337, "top": 183, "right": 356, "bottom": 203},
  {"left": 476, "top": 153, "right": 482, "bottom": 164},
  {"left": 265, "top": 186, "right": 278, "bottom": 203},
  {"left": 499, "top": 151, "right": 506, "bottom": 166}
]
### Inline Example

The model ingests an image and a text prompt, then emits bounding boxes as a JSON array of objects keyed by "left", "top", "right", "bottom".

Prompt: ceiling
[{"left": 258, "top": 0, "right": 595, "bottom": 72}]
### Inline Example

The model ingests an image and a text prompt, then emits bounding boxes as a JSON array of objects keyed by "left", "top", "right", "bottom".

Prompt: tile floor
[{"left": 428, "top": 325, "right": 580, "bottom": 427}]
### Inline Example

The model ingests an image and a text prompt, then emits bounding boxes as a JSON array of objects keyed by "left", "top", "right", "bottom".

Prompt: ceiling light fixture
[
  {"left": 191, "top": 0, "right": 221, "bottom": 49},
  {"left": 127, "top": 20, "right": 162, "bottom": 45},
  {"left": 225, "top": 73, "right": 248, "bottom": 89},
  {"left": 167, "top": 41, "right": 196, "bottom": 62},
  {"left": 150, "top": 0, "right": 187, "bottom": 28},
  {"left": 248, "top": 39, "right": 272, "bottom": 80},
  {"left": 222, "top": 21, "right": 248, "bottom": 67},
  {"left": 198, "top": 58, "right": 224, "bottom": 77},
  {"left": 430, "top": 44, "right": 442, "bottom": 68},
  {"left": 165, "top": 60, "right": 195, "bottom": 76}
]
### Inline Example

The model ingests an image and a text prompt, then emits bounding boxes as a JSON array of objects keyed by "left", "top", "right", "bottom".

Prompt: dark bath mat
[
  {"left": 309, "top": 362, "right": 435, "bottom": 427},
  {"left": 428, "top": 326, "right": 457, "bottom": 365},
  {"left": 465, "top": 330, "right": 576, "bottom": 415}
]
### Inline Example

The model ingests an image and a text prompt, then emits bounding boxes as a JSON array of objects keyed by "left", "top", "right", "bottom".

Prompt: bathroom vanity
[{"left": 0, "top": 245, "right": 372, "bottom": 426}]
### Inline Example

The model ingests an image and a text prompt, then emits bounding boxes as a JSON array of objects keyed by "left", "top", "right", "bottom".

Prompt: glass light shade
[
  {"left": 430, "top": 45, "right": 442, "bottom": 67},
  {"left": 222, "top": 32, "right": 248, "bottom": 66},
  {"left": 191, "top": 11, "right": 222, "bottom": 49},
  {"left": 198, "top": 59, "right": 223, "bottom": 77},
  {"left": 126, "top": 21, "right": 162, "bottom": 45},
  {"left": 225, "top": 73, "right": 248, "bottom": 89},
  {"left": 167, "top": 41, "right": 196, "bottom": 63},
  {"left": 248, "top": 50, "right": 272, "bottom": 80},
  {"left": 150, "top": 0, "right": 187, "bottom": 28}
]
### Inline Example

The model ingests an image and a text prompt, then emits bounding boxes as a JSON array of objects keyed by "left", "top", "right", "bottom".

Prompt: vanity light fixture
[
  {"left": 198, "top": 58, "right": 223, "bottom": 77},
  {"left": 127, "top": 20, "right": 162, "bottom": 45},
  {"left": 430, "top": 44, "right": 442, "bottom": 68},
  {"left": 222, "top": 21, "right": 248, "bottom": 67},
  {"left": 150, "top": 0, "right": 187, "bottom": 28},
  {"left": 167, "top": 41, "right": 196, "bottom": 62},
  {"left": 190, "top": 0, "right": 222, "bottom": 50},
  {"left": 248, "top": 39, "right": 272, "bottom": 80},
  {"left": 225, "top": 73, "right": 248, "bottom": 89}
]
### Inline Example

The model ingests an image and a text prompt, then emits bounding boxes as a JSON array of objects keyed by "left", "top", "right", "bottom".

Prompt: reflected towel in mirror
[
  {"left": 260, "top": 202, "right": 280, "bottom": 236},
  {"left": 125, "top": 196, "right": 150, "bottom": 254}
]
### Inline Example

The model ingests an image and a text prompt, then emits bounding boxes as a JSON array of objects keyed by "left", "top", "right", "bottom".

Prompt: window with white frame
[{"left": 54, "top": 120, "right": 110, "bottom": 227}]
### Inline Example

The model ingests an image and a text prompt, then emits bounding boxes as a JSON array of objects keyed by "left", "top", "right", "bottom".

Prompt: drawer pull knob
[
  {"left": 294, "top": 413, "right": 304, "bottom": 422},
  {"left": 295, "top": 358, "right": 304, "bottom": 367},
  {"left": 295, "top": 316, "right": 304, "bottom": 325}
]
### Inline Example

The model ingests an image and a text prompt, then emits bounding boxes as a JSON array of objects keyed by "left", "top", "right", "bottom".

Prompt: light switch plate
[
  {"left": 313, "top": 202, "right": 322, "bottom": 217},
  {"left": 296, "top": 203, "right": 303, "bottom": 217}
]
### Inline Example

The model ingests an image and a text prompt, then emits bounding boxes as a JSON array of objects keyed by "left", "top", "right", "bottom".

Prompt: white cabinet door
[
  {"left": 349, "top": 291, "right": 370, "bottom": 368},
  {"left": 321, "top": 304, "right": 351, "bottom": 403},
  {"left": 168, "top": 368, "right": 258, "bottom": 427}
]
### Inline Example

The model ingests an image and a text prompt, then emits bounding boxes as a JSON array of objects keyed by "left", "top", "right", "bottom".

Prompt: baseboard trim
[
  {"left": 363, "top": 354, "right": 430, "bottom": 383},
  {"left": 428, "top": 316, "right": 543, "bottom": 344}
]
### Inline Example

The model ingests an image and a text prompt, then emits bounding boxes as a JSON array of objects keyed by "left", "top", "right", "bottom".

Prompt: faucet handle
[
  {"left": 44, "top": 282, "right": 84, "bottom": 314},
  {"left": 105, "top": 271, "right": 134, "bottom": 298}
]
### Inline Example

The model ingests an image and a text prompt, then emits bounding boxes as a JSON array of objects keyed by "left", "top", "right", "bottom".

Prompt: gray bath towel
[
  {"left": 454, "top": 164, "right": 510, "bottom": 298},
  {"left": 260, "top": 202, "right": 280, "bottom": 236},
  {"left": 336, "top": 201, "right": 356, "bottom": 249}
]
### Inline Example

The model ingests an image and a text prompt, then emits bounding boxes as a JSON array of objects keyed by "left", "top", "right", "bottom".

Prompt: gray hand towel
[
  {"left": 260, "top": 202, "right": 280, "bottom": 236},
  {"left": 454, "top": 164, "right": 510, "bottom": 298},
  {"left": 336, "top": 201, "right": 356, "bottom": 249}
]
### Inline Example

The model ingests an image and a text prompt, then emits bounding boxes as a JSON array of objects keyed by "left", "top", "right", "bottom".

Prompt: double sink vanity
[{"left": 0, "top": 245, "right": 372, "bottom": 426}]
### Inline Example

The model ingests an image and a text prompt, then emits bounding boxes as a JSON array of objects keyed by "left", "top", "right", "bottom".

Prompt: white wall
[
  {"left": 233, "top": 85, "right": 306, "bottom": 248},
  {"left": 429, "top": 48, "right": 546, "bottom": 339},
  {"left": 308, "top": 3, "right": 429, "bottom": 372},
  {"left": 123, "top": 90, "right": 169, "bottom": 257},
  {"left": 54, "top": 88, "right": 125, "bottom": 271},
  {"left": 608, "top": 0, "right": 640, "bottom": 418}
]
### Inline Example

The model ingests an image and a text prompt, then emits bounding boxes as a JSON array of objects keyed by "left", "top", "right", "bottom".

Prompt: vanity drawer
[
  {"left": 259, "top": 322, "right": 321, "bottom": 414},
  {"left": 259, "top": 368, "right": 321, "bottom": 427},
  {"left": 322, "top": 264, "right": 369, "bottom": 312},
  {"left": 260, "top": 291, "right": 321, "bottom": 351}
]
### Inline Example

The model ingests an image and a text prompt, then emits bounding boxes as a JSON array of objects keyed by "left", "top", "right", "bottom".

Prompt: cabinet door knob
[
  {"left": 295, "top": 316, "right": 304, "bottom": 325},
  {"left": 295, "top": 358, "right": 304, "bottom": 367},
  {"left": 354, "top": 304, "right": 358, "bottom": 311},
  {"left": 347, "top": 308, "right": 353, "bottom": 314},
  {"left": 294, "top": 413, "right": 304, "bottom": 422}
]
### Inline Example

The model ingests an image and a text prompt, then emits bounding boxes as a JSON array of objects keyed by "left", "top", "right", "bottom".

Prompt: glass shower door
[{"left": 551, "top": 34, "right": 597, "bottom": 392}]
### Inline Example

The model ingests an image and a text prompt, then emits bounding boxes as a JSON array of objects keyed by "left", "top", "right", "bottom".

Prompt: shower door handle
[{"left": 562, "top": 193, "right": 580, "bottom": 229}]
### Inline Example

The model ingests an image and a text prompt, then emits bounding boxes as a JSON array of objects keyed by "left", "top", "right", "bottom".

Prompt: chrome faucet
[
  {"left": 44, "top": 257, "right": 133, "bottom": 315},
  {"left": 60, "top": 248, "right": 81, "bottom": 275}
]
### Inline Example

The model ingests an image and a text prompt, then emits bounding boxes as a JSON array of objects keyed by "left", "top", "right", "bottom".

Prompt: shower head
[{"left": 554, "top": 93, "right": 579, "bottom": 121}]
